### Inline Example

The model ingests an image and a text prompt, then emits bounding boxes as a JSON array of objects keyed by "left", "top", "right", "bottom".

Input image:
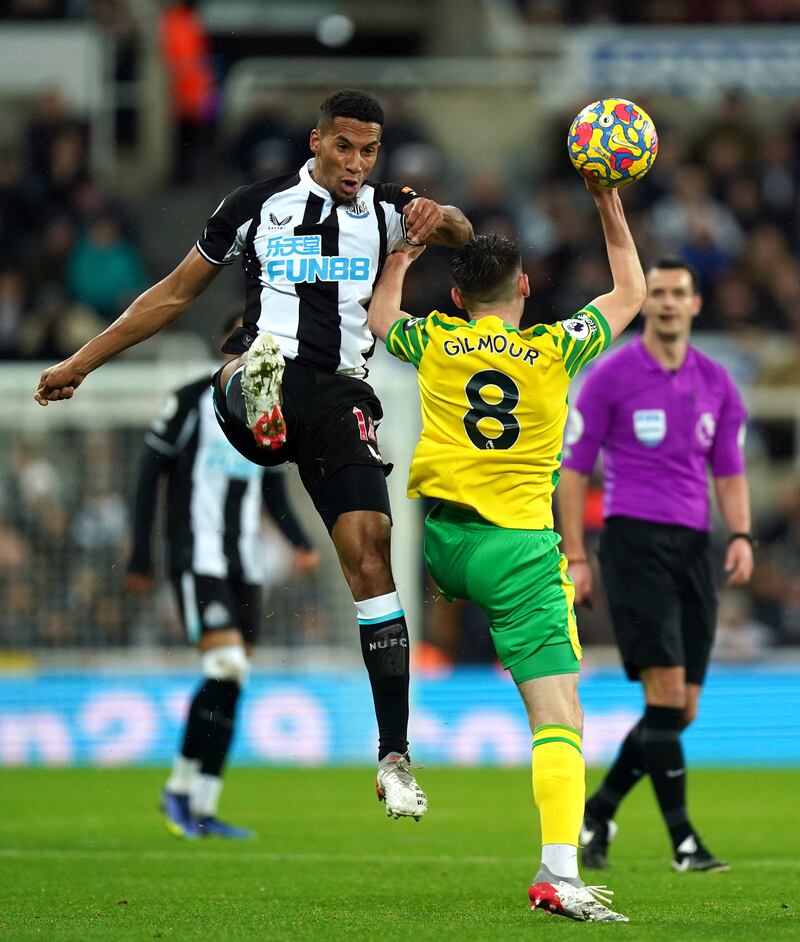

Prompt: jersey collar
[
  {"left": 635, "top": 335, "right": 695, "bottom": 375},
  {"left": 300, "top": 158, "right": 335, "bottom": 200}
]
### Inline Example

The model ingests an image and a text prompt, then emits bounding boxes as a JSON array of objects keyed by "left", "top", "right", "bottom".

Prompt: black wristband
[{"left": 727, "top": 532, "right": 756, "bottom": 548}]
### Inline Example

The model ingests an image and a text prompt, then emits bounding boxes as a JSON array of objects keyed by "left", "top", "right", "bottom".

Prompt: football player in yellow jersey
[{"left": 368, "top": 183, "right": 645, "bottom": 923}]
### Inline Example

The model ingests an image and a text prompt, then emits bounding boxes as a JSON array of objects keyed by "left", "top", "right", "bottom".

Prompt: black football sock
[
  {"left": 357, "top": 596, "right": 410, "bottom": 761},
  {"left": 640, "top": 705, "right": 693, "bottom": 849},
  {"left": 181, "top": 679, "right": 241, "bottom": 777},
  {"left": 586, "top": 720, "right": 646, "bottom": 821}
]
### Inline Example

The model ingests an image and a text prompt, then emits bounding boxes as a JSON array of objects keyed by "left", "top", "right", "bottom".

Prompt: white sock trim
[
  {"left": 190, "top": 773, "right": 223, "bottom": 818},
  {"left": 541, "top": 843, "right": 579, "bottom": 880},
  {"left": 355, "top": 591, "right": 403, "bottom": 623},
  {"left": 165, "top": 755, "right": 200, "bottom": 795}
]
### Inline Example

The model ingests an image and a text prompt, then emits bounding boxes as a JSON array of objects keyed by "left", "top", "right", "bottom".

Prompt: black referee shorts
[
  {"left": 212, "top": 358, "right": 391, "bottom": 532},
  {"left": 598, "top": 516, "right": 717, "bottom": 685}
]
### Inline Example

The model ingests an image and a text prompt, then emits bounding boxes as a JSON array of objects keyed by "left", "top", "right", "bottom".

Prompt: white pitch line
[
  {"left": 0, "top": 848, "right": 519, "bottom": 866},
  {"left": 0, "top": 849, "right": 796, "bottom": 869}
]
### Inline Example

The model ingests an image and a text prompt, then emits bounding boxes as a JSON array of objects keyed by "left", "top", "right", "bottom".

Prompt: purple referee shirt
[{"left": 562, "top": 336, "right": 747, "bottom": 532}]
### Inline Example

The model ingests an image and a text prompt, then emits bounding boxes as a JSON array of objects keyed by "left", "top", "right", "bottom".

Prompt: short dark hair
[
  {"left": 319, "top": 89, "right": 384, "bottom": 129},
  {"left": 449, "top": 235, "right": 522, "bottom": 303},
  {"left": 647, "top": 256, "right": 700, "bottom": 293}
]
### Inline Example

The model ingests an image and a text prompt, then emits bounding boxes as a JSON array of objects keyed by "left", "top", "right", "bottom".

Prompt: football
[{"left": 567, "top": 98, "right": 658, "bottom": 187}]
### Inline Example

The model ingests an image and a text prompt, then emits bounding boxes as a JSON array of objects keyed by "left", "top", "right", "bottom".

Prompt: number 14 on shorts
[{"left": 353, "top": 406, "right": 383, "bottom": 462}]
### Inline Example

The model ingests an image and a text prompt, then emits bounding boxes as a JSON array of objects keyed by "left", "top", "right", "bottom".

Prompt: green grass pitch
[{"left": 1, "top": 767, "right": 797, "bottom": 940}]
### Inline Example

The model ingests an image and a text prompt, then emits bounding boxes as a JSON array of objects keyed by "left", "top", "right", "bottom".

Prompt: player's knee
[
  {"left": 201, "top": 644, "right": 250, "bottom": 686},
  {"left": 340, "top": 538, "right": 391, "bottom": 589},
  {"left": 647, "top": 689, "right": 686, "bottom": 709},
  {"left": 356, "top": 544, "right": 392, "bottom": 585},
  {"left": 643, "top": 672, "right": 686, "bottom": 709}
]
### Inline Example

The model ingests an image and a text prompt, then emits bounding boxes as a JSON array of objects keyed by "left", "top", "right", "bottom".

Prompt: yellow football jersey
[{"left": 385, "top": 305, "right": 610, "bottom": 529}]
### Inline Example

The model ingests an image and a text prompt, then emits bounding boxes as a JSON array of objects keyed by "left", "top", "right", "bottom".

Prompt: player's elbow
[
  {"left": 609, "top": 283, "right": 646, "bottom": 331},
  {"left": 438, "top": 218, "right": 474, "bottom": 249},
  {"left": 366, "top": 312, "right": 382, "bottom": 341},
  {"left": 560, "top": 467, "right": 589, "bottom": 485},
  {"left": 631, "top": 272, "right": 647, "bottom": 309},
  {"left": 616, "top": 272, "right": 646, "bottom": 313},
  {"left": 367, "top": 306, "right": 390, "bottom": 342},
  {"left": 557, "top": 468, "right": 588, "bottom": 502}
]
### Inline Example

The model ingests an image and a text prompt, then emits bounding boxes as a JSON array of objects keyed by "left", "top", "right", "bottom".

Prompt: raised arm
[
  {"left": 403, "top": 199, "right": 473, "bottom": 248},
  {"left": 368, "top": 245, "right": 426, "bottom": 342},
  {"left": 585, "top": 184, "right": 646, "bottom": 340},
  {"left": 34, "top": 247, "right": 221, "bottom": 405}
]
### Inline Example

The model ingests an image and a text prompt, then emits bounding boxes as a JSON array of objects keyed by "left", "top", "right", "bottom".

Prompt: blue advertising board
[{"left": 0, "top": 666, "right": 797, "bottom": 767}]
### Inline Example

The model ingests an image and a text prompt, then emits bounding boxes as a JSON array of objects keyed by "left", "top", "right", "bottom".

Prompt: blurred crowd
[
  {"left": 9, "top": 82, "right": 799, "bottom": 372},
  {"left": 0, "top": 1, "right": 225, "bottom": 361},
  {"left": 1, "top": 3, "right": 799, "bottom": 657},
  {"left": 0, "top": 428, "right": 325, "bottom": 648},
  {"left": 0, "top": 85, "right": 148, "bottom": 362}
]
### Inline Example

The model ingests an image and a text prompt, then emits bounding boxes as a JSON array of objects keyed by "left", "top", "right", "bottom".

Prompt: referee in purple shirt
[{"left": 557, "top": 257, "right": 754, "bottom": 874}]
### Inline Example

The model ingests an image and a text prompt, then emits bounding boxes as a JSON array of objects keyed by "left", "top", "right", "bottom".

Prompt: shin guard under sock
[
  {"left": 532, "top": 725, "right": 585, "bottom": 846},
  {"left": 356, "top": 592, "right": 410, "bottom": 760},
  {"left": 640, "top": 705, "right": 693, "bottom": 849},
  {"left": 180, "top": 678, "right": 241, "bottom": 778}
]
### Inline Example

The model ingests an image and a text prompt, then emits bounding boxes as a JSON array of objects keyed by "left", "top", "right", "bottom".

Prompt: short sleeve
[
  {"left": 710, "top": 372, "right": 747, "bottom": 477},
  {"left": 196, "top": 187, "right": 252, "bottom": 266},
  {"left": 144, "top": 382, "right": 204, "bottom": 457},
  {"left": 375, "top": 182, "right": 418, "bottom": 251},
  {"left": 561, "top": 363, "right": 614, "bottom": 474},
  {"left": 552, "top": 305, "right": 612, "bottom": 378},
  {"left": 385, "top": 315, "right": 430, "bottom": 368}
]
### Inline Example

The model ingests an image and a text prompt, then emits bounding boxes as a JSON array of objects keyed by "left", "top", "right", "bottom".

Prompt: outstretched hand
[
  {"left": 585, "top": 178, "right": 621, "bottom": 205},
  {"left": 292, "top": 548, "right": 321, "bottom": 574},
  {"left": 724, "top": 538, "right": 754, "bottom": 587},
  {"left": 34, "top": 359, "right": 87, "bottom": 406}
]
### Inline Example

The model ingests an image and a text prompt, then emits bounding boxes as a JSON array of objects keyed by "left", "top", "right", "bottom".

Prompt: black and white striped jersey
[
  {"left": 128, "top": 377, "right": 310, "bottom": 584},
  {"left": 195, "top": 159, "right": 417, "bottom": 378}
]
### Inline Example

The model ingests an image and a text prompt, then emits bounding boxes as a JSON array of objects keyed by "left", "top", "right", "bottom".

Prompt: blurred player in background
[
  {"left": 35, "top": 89, "right": 473, "bottom": 820},
  {"left": 368, "top": 178, "right": 645, "bottom": 921},
  {"left": 558, "top": 257, "right": 753, "bottom": 873},
  {"left": 126, "top": 314, "right": 318, "bottom": 838}
]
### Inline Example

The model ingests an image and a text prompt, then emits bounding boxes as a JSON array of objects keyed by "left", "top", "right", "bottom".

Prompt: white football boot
[
  {"left": 376, "top": 752, "right": 428, "bottom": 821},
  {"left": 529, "top": 866, "right": 629, "bottom": 922},
  {"left": 241, "top": 332, "right": 286, "bottom": 450}
]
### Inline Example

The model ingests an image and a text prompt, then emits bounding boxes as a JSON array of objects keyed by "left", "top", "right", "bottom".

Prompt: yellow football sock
[{"left": 532, "top": 725, "right": 585, "bottom": 846}]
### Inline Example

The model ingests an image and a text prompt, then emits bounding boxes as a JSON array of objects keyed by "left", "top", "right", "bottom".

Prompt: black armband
[{"left": 727, "top": 532, "right": 757, "bottom": 548}]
